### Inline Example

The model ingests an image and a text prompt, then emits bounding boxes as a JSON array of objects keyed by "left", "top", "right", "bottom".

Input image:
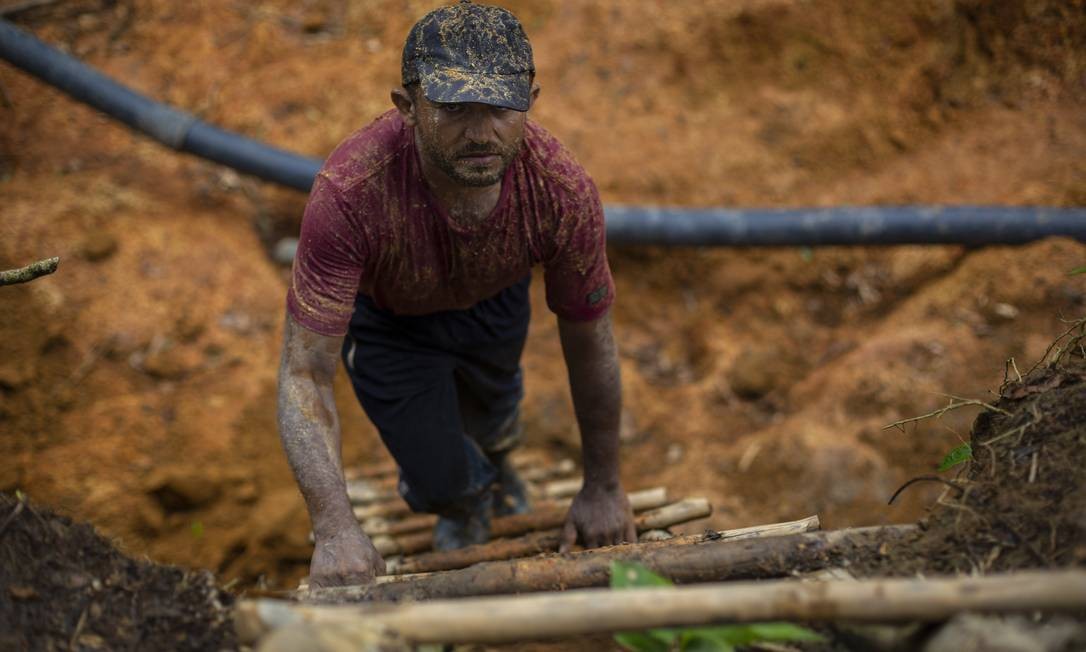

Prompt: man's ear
[
  {"left": 528, "top": 82, "right": 541, "bottom": 110},
  {"left": 391, "top": 87, "right": 418, "bottom": 126}
]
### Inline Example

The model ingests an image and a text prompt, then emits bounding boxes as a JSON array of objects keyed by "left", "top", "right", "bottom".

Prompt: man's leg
[
  {"left": 341, "top": 296, "right": 497, "bottom": 529},
  {"left": 452, "top": 276, "right": 532, "bottom": 516}
]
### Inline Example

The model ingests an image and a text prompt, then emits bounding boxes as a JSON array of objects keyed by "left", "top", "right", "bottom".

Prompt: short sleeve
[
  {"left": 542, "top": 179, "right": 615, "bottom": 322},
  {"left": 286, "top": 175, "right": 366, "bottom": 336}
]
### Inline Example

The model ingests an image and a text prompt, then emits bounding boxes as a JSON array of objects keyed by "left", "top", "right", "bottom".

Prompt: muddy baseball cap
[{"left": 401, "top": 0, "right": 535, "bottom": 112}]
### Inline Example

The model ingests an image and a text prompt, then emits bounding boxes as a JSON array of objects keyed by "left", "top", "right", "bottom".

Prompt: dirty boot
[
  {"left": 492, "top": 453, "right": 531, "bottom": 517},
  {"left": 433, "top": 491, "right": 493, "bottom": 551}
]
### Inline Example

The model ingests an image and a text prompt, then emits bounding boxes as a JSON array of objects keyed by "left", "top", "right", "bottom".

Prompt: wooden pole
[
  {"left": 360, "top": 487, "right": 669, "bottom": 538},
  {"left": 348, "top": 457, "right": 576, "bottom": 490},
  {"left": 350, "top": 473, "right": 585, "bottom": 506},
  {"left": 353, "top": 500, "right": 411, "bottom": 521},
  {"left": 236, "top": 569, "right": 1086, "bottom": 646},
  {"left": 303, "top": 516, "right": 839, "bottom": 603},
  {"left": 347, "top": 451, "right": 557, "bottom": 482},
  {"left": 382, "top": 497, "right": 711, "bottom": 567},
  {"left": 296, "top": 515, "right": 819, "bottom": 593}
]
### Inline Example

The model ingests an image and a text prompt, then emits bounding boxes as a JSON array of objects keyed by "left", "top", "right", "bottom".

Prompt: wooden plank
[
  {"left": 303, "top": 515, "right": 833, "bottom": 602},
  {"left": 359, "top": 486, "right": 669, "bottom": 538},
  {"left": 382, "top": 497, "right": 711, "bottom": 566},
  {"left": 238, "top": 567, "right": 1086, "bottom": 646}
]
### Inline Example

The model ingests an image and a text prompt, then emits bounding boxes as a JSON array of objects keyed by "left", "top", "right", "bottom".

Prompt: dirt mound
[
  {"left": 856, "top": 326, "right": 1086, "bottom": 577},
  {"left": 0, "top": 493, "right": 235, "bottom": 651}
]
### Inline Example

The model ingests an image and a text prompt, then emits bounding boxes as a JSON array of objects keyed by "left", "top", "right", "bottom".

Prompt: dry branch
[
  {"left": 536, "top": 477, "right": 582, "bottom": 500},
  {"left": 352, "top": 500, "right": 411, "bottom": 521},
  {"left": 382, "top": 497, "right": 711, "bottom": 568},
  {"left": 361, "top": 486, "right": 668, "bottom": 537},
  {"left": 350, "top": 469, "right": 583, "bottom": 506},
  {"left": 296, "top": 515, "right": 819, "bottom": 593},
  {"left": 347, "top": 451, "right": 554, "bottom": 482},
  {"left": 303, "top": 515, "right": 836, "bottom": 602},
  {"left": 242, "top": 554, "right": 1083, "bottom": 646},
  {"left": 348, "top": 457, "right": 576, "bottom": 491},
  {"left": 883, "top": 394, "right": 1011, "bottom": 432},
  {"left": 0, "top": 256, "right": 59, "bottom": 286}
]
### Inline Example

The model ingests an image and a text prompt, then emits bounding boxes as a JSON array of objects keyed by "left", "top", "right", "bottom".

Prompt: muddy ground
[
  {"left": 1, "top": 0, "right": 1085, "bottom": 637},
  {"left": 3, "top": 340, "right": 1083, "bottom": 650}
]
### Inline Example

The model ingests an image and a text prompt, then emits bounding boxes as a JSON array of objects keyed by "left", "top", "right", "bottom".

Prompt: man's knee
[{"left": 472, "top": 407, "right": 523, "bottom": 457}]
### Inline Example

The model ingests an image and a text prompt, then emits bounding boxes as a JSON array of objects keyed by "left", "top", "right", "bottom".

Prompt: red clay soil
[{"left": 1, "top": 0, "right": 1085, "bottom": 602}]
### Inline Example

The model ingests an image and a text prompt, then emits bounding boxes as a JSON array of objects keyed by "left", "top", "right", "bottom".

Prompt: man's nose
[{"left": 463, "top": 107, "right": 498, "bottom": 143}]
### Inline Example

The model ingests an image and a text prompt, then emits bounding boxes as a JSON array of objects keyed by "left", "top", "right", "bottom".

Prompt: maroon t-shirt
[{"left": 287, "top": 110, "right": 614, "bottom": 337}]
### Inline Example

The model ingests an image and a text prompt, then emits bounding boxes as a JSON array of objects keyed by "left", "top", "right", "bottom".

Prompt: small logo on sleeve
[{"left": 586, "top": 285, "right": 609, "bottom": 306}]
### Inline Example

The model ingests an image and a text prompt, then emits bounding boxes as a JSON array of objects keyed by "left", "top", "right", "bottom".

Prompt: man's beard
[{"left": 419, "top": 136, "right": 522, "bottom": 187}]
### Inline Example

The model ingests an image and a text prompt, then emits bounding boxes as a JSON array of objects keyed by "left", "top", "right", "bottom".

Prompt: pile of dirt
[
  {"left": 853, "top": 324, "right": 1086, "bottom": 577},
  {"left": 0, "top": 493, "right": 235, "bottom": 651}
]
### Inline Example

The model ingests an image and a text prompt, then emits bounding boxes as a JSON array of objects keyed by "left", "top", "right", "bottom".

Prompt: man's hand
[
  {"left": 559, "top": 483, "right": 637, "bottom": 552},
  {"left": 309, "top": 524, "right": 387, "bottom": 589}
]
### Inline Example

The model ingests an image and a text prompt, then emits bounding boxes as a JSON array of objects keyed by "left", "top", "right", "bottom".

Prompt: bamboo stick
[
  {"left": 345, "top": 480, "right": 397, "bottom": 506},
  {"left": 352, "top": 500, "right": 411, "bottom": 521},
  {"left": 348, "top": 457, "right": 578, "bottom": 492},
  {"left": 238, "top": 570, "right": 1086, "bottom": 646},
  {"left": 307, "top": 515, "right": 833, "bottom": 602},
  {"left": 534, "top": 477, "right": 582, "bottom": 500},
  {"left": 347, "top": 451, "right": 556, "bottom": 482},
  {"left": 383, "top": 497, "right": 711, "bottom": 568},
  {"left": 360, "top": 487, "right": 669, "bottom": 538},
  {"left": 518, "top": 458, "right": 576, "bottom": 483},
  {"left": 350, "top": 471, "right": 583, "bottom": 506}
]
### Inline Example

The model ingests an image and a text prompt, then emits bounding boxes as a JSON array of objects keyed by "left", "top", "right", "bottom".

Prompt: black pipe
[
  {"left": 0, "top": 18, "right": 322, "bottom": 190},
  {"left": 2, "top": 19, "right": 1085, "bottom": 246},
  {"left": 604, "top": 205, "right": 1086, "bottom": 246}
]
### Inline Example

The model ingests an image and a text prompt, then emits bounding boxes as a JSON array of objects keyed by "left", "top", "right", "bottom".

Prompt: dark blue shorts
[{"left": 341, "top": 276, "right": 531, "bottom": 515}]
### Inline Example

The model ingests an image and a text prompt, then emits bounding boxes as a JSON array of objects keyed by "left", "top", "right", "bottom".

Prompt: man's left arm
[{"left": 557, "top": 310, "right": 637, "bottom": 551}]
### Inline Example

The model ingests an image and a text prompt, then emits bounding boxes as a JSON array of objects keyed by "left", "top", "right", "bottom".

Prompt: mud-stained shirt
[{"left": 287, "top": 110, "right": 614, "bottom": 337}]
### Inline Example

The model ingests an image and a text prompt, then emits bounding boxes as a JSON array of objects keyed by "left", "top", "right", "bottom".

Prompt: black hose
[
  {"left": 2, "top": 18, "right": 1085, "bottom": 246},
  {"left": 0, "top": 18, "right": 322, "bottom": 190},
  {"left": 604, "top": 205, "right": 1086, "bottom": 246}
]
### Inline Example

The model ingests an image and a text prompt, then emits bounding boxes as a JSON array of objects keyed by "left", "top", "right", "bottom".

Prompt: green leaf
[
  {"left": 938, "top": 443, "right": 973, "bottom": 471},
  {"left": 608, "top": 563, "right": 822, "bottom": 651},
  {"left": 679, "top": 629, "right": 736, "bottom": 651},
  {"left": 190, "top": 520, "right": 204, "bottom": 539},
  {"left": 1070, "top": 266, "right": 1086, "bottom": 276},
  {"left": 615, "top": 630, "right": 676, "bottom": 652},
  {"left": 680, "top": 623, "right": 823, "bottom": 648},
  {"left": 737, "top": 622, "right": 825, "bottom": 643},
  {"left": 611, "top": 562, "right": 679, "bottom": 650},
  {"left": 611, "top": 560, "right": 674, "bottom": 588}
]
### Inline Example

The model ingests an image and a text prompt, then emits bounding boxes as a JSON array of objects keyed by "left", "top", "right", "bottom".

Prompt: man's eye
[{"left": 439, "top": 103, "right": 464, "bottom": 114}]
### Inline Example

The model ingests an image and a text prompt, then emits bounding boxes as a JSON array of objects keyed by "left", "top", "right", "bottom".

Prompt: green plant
[
  {"left": 1071, "top": 266, "right": 1086, "bottom": 276},
  {"left": 610, "top": 561, "right": 824, "bottom": 651},
  {"left": 938, "top": 442, "right": 973, "bottom": 471}
]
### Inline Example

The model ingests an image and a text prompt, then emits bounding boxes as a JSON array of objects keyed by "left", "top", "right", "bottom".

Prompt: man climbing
[{"left": 277, "top": 0, "right": 636, "bottom": 589}]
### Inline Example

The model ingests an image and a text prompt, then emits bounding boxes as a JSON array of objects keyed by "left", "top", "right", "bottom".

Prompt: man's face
[{"left": 410, "top": 91, "right": 529, "bottom": 187}]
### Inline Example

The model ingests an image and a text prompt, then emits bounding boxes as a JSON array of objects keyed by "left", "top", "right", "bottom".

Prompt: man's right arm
[{"left": 277, "top": 312, "right": 385, "bottom": 587}]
